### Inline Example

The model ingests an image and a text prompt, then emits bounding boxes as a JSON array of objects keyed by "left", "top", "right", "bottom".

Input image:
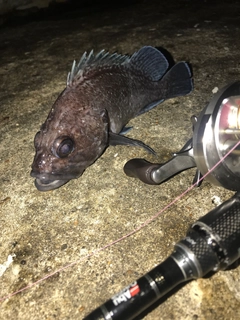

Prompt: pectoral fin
[{"left": 109, "top": 132, "right": 155, "bottom": 154}]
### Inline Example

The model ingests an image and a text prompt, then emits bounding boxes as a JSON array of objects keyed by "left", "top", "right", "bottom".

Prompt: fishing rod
[{"left": 84, "top": 82, "right": 240, "bottom": 320}]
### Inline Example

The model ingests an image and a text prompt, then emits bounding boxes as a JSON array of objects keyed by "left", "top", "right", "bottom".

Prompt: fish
[{"left": 31, "top": 46, "right": 193, "bottom": 191}]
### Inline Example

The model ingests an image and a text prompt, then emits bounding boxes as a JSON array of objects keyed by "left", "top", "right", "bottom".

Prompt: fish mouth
[
  {"left": 34, "top": 178, "right": 69, "bottom": 191},
  {"left": 30, "top": 171, "right": 72, "bottom": 191}
]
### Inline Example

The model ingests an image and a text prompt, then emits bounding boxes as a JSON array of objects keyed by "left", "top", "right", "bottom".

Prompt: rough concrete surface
[{"left": 0, "top": 0, "right": 240, "bottom": 319}]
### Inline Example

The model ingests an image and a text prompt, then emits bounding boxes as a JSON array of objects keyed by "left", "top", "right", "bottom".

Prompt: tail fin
[{"left": 162, "top": 62, "right": 193, "bottom": 98}]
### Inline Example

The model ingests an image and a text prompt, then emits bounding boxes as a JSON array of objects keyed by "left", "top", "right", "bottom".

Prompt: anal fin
[{"left": 137, "top": 99, "right": 164, "bottom": 116}]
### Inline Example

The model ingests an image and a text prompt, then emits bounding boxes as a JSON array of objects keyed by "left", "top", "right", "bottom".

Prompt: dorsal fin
[
  {"left": 67, "top": 50, "right": 130, "bottom": 86},
  {"left": 129, "top": 46, "right": 169, "bottom": 81}
]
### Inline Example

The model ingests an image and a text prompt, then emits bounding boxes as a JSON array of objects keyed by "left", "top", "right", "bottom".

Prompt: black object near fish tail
[{"left": 31, "top": 46, "right": 193, "bottom": 191}]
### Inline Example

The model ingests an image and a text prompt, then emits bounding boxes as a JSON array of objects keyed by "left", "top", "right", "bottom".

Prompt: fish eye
[{"left": 52, "top": 136, "right": 75, "bottom": 158}]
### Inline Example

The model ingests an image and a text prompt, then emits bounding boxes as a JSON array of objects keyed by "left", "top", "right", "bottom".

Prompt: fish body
[{"left": 31, "top": 46, "right": 193, "bottom": 191}]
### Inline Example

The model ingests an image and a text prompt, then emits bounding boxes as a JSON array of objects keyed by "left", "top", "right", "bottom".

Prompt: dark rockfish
[{"left": 31, "top": 46, "right": 193, "bottom": 191}]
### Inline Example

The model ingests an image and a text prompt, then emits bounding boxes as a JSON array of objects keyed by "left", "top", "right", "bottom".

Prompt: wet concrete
[{"left": 0, "top": 0, "right": 240, "bottom": 319}]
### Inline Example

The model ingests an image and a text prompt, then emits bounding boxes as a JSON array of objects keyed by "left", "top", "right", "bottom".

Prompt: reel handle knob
[{"left": 123, "top": 159, "right": 160, "bottom": 185}]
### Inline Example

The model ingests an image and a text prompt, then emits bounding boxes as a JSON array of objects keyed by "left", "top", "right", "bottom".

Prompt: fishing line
[{"left": 1, "top": 139, "right": 240, "bottom": 302}]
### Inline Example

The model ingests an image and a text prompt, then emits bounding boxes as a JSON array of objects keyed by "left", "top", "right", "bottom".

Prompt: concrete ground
[{"left": 0, "top": 0, "right": 240, "bottom": 319}]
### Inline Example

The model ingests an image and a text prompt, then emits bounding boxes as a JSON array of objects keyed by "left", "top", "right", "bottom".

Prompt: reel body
[{"left": 124, "top": 81, "right": 240, "bottom": 191}]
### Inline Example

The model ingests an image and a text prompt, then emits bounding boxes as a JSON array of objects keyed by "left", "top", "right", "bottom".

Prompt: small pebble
[{"left": 212, "top": 195, "right": 222, "bottom": 206}]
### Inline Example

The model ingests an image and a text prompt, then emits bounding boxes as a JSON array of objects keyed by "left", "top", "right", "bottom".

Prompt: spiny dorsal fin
[{"left": 67, "top": 49, "right": 130, "bottom": 86}]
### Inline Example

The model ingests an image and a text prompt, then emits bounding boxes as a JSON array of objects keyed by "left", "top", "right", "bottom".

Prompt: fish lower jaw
[{"left": 35, "top": 178, "right": 69, "bottom": 191}]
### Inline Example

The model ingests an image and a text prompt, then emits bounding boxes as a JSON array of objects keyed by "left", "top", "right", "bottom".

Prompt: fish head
[{"left": 31, "top": 89, "right": 109, "bottom": 191}]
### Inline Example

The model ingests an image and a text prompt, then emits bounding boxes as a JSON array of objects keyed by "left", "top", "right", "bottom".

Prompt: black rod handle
[{"left": 83, "top": 192, "right": 240, "bottom": 320}]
